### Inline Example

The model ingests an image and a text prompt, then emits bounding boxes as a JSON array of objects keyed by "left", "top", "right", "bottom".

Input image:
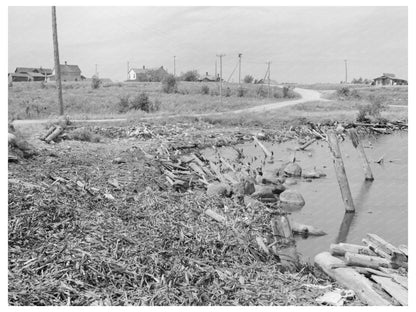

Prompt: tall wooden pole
[
  {"left": 238, "top": 53, "right": 242, "bottom": 87},
  {"left": 327, "top": 130, "right": 355, "bottom": 212},
  {"left": 216, "top": 54, "right": 225, "bottom": 102},
  {"left": 52, "top": 6, "right": 63, "bottom": 115},
  {"left": 267, "top": 61, "right": 271, "bottom": 98},
  {"left": 348, "top": 129, "right": 374, "bottom": 181}
]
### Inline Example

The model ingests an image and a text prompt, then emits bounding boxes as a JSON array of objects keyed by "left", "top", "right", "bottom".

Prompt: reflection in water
[
  {"left": 336, "top": 212, "right": 355, "bottom": 243},
  {"left": 336, "top": 181, "right": 373, "bottom": 243}
]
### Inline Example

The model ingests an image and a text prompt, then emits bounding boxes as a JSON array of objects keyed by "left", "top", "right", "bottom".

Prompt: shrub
[
  {"left": 356, "top": 94, "right": 388, "bottom": 122},
  {"left": 256, "top": 86, "right": 267, "bottom": 97},
  {"left": 68, "top": 127, "right": 101, "bottom": 142},
  {"left": 130, "top": 92, "right": 150, "bottom": 111},
  {"left": 283, "top": 87, "right": 296, "bottom": 99},
  {"left": 336, "top": 86, "right": 351, "bottom": 98},
  {"left": 224, "top": 87, "right": 231, "bottom": 97},
  {"left": 273, "top": 90, "right": 283, "bottom": 98},
  {"left": 40, "top": 81, "right": 46, "bottom": 89},
  {"left": 201, "top": 85, "right": 210, "bottom": 95},
  {"left": 237, "top": 87, "right": 247, "bottom": 97},
  {"left": 118, "top": 95, "right": 130, "bottom": 113},
  {"left": 180, "top": 70, "right": 199, "bottom": 81},
  {"left": 243, "top": 75, "right": 254, "bottom": 84},
  {"left": 150, "top": 99, "right": 161, "bottom": 113},
  {"left": 350, "top": 89, "right": 361, "bottom": 99},
  {"left": 91, "top": 76, "right": 101, "bottom": 89},
  {"left": 162, "top": 74, "right": 178, "bottom": 93}
]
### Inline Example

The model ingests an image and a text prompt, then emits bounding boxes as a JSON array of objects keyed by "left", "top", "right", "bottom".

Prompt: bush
[
  {"left": 118, "top": 95, "right": 130, "bottom": 113},
  {"left": 237, "top": 87, "right": 247, "bottom": 97},
  {"left": 180, "top": 70, "right": 199, "bottom": 82},
  {"left": 256, "top": 86, "right": 267, "bottom": 97},
  {"left": 243, "top": 75, "right": 254, "bottom": 84},
  {"left": 130, "top": 92, "right": 150, "bottom": 111},
  {"left": 283, "top": 86, "right": 296, "bottom": 99},
  {"left": 68, "top": 127, "right": 101, "bottom": 142},
  {"left": 150, "top": 99, "right": 161, "bottom": 113},
  {"left": 162, "top": 74, "right": 178, "bottom": 93},
  {"left": 91, "top": 76, "right": 101, "bottom": 89},
  {"left": 201, "top": 85, "right": 210, "bottom": 95},
  {"left": 224, "top": 87, "right": 231, "bottom": 97},
  {"left": 356, "top": 95, "right": 388, "bottom": 122},
  {"left": 40, "top": 81, "right": 46, "bottom": 89},
  {"left": 336, "top": 86, "right": 351, "bottom": 98},
  {"left": 273, "top": 90, "right": 283, "bottom": 98}
]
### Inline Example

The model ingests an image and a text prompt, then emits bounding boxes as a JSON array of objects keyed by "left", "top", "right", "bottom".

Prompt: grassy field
[{"left": 8, "top": 81, "right": 297, "bottom": 120}]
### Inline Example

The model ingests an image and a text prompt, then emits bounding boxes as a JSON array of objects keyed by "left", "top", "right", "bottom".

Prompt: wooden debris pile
[
  {"left": 315, "top": 233, "right": 408, "bottom": 306},
  {"left": 40, "top": 116, "right": 71, "bottom": 144}
]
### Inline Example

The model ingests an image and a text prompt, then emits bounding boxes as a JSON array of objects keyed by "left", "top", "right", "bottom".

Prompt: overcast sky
[{"left": 8, "top": 6, "right": 408, "bottom": 83}]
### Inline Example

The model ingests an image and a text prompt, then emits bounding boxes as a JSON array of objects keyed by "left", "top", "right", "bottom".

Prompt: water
[{"left": 203, "top": 132, "right": 408, "bottom": 262}]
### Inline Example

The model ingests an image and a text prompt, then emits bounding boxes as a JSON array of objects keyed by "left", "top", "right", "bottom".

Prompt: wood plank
[
  {"left": 366, "top": 234, "right": 407, "bottom": 263},
  {"left": 345, "top": 252, "right": 391, "bottom": 270},
  {"left": 330, "top": 243, "right": 376, "bottom": 257},
  {"left": 314, "top": 252, "right": 392, "bottom": 306},
  {"left": 372, "top": 275, "right": 408, "bottom": 306}
]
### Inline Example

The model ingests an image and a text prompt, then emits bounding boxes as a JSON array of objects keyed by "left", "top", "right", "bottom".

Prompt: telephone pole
[
  {"left": 238, "top": 53, "right": 242, "bottom": 87},
  {"left": 344, "top": 59, "right": 348, "bottom": 84},
  {"left": 51, "top": 6, "right": 63, "bottom": 115},
  {"left": 173, "top": 56, "right": 176, "bottom": 77},
  {"left": 127, "top": 61, "right": 129, "bottom": 80},
  {"left": 266, "top": 61, "right": 271, "bottom": 98},
  {"left": 216, "top": 54, "right": 225, "bottom": 102}
]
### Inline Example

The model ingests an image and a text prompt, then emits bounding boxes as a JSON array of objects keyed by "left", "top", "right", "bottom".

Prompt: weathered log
[
  {"left": 348, "top": 129, "right": 374, "bottom": 181},
  {"left": 296, "top": 138, "right": 316, "bottom": 151},
  {"left": 344, "top": 252, "right": 391, "bottom": 270},
  {"left": 41, "top": 125, "right": 56, "bottom": 141},
  {"left": 365, "top": 234, "right": 407, "bottom": 263},
  {"left": 371, "top": 275, "right": 407, "bottom": 306},
  {"left": 314, "top": 252, "right": 392, "bottom": 306},
  {"left": 291, "top": 222, "right": 326, "bottom": 236},
  {"left": 45, "top": 125, "right": 64, "bottom": 143},
  {"left": 205, "top": 209, "right": 226, "bottom": 224},
  {"left": 253, "top": 136, "right": 272, "bottom": 158},
  {"left": 327, "top": 130, "right": 355, "bottom": 212},
  {"left": 330, "top": 243, "right": 376, "bottom": 257}
]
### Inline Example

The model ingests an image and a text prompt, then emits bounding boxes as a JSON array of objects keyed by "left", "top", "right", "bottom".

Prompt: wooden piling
[
  {"left": 327, "top": 130, "right": 355, "bottom": 212},
  {"left": 348, "top": 129, "right": 374, "bottom": 181}
]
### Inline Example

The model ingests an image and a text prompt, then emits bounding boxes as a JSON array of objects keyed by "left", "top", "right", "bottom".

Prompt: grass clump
[
  {"left": 237, "top": 86, "right": 247, "bottom": 97},
  {"left": 91, "top": 76, "right": 102, "bottom": 89},
  {"left": 162, "top": 74, "right": 178, "bottom": 93},
  {"left": 201, "top": 85, "right": 210, "bottom": 95},
  {"left": 356, "top": 94, "right": 388, "bottom": 122}
]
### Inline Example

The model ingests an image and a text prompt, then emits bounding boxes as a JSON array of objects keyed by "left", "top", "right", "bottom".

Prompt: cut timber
[
  {"left": 365, "top": 234, "right": 407, "bottom": 263},
  {"left": 296, "top": 138, "right": 316, "bottom": 151},
  {"left": 253, "top": 136, "right": 272, "bottom": 158},
  {"left": 205, "top": 209, "right": 226, "bottom": 224},
  {"left": 314, "top": 252, "right": 392, "bottom": 306},
  {"left": 348, "top": 129, "right": 374, "bottom": 181},
  {"left": 344, "top": 252, "right": 391, "bottom": 270},
  {"left": 45, "top": 125, "right": 64, "bottom": 143},
  {"left": 398, "top": 245, "right": 408, "bottom": 257},
  {"left": 41, "top": 126, "right": 56, "bottom": 141},
  {"left": 291, "top": 222, "right": 326, "bottom": 236},
  {"left": 255, "top": 236, "right": 270, "bottom": 255},
  {"left": 327, "top": 131, "right": 355, "bottom": 212},
  {"left": 330, "top": 243, "right": 376, "bottom": 257},
  {"left": 371, "top": 275, "right": 407, "bottom": 306}
]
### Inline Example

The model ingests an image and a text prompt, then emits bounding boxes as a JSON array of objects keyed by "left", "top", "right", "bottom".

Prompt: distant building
[
  {"left": 373, "top": 73, "right": 408, "bottom": 86},
  {"left": 197, "top": 72, "right": 220, "bottom": 82},
  {"left": 10, "top": 67, "right": 53, "bottom": 82},
  {"left": 49, "top": 61, "right": 82, "bottom": 82},
  {"left": 128, "top": 65, "right": 168, "bottom": 82}
]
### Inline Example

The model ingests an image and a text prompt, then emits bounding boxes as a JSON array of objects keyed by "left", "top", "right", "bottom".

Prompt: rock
[
  {"left": 284, "top": 177, "right": 297, "bottom": 186},
  {"left": 279, "top": 189, "right": 305, "bottom": 212},
  {"left": 302, "top": 170, "right": 321, "bottom": 179},
  {"left": 243, "top": 196, "right": 262, "bottom": 208},
  {"left": 232, "top": 175, "right": 256, "bottom": 196},
  {"left": 255, "top": 184, "right": 285, "bottom": 195},
  {"left": 283, "top": 162, "right": 302, "bottom": 177},
  {"left": 207, "top": 182, "right": 231, "bottom": 197},
  {"left": 256, "top": 172, "right": 282, "bottom": 185},
  {"left": 251, "top": 185, "right": 279, "bottom": 202}
]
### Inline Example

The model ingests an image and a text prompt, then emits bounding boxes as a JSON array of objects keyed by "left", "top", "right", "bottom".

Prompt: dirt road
[{"left": 13, "top": 87, "right": 325, "bottom": 127}]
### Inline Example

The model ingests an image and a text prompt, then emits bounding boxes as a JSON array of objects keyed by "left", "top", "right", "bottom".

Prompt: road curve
[{"left": 12, "top": 87, "right": 325, "bottom": 126}]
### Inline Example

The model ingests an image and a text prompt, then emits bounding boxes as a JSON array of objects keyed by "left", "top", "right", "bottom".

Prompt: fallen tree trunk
[
  {"left": 330, "top": 243, "right": 376, "bottom": 257},
  {"left": 344, "top": 252, "right": 392, "bottom": 270},
  {"left": 365, "top": 234, "right": 407, "bottom": 263}
]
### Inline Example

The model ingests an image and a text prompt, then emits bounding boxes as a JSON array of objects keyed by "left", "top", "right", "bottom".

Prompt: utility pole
[
  {"left": 51, "top": 6, "right": 63, "bottom": 115},
  {"left": 266, "top": 61, "right": 271, "bottom": 98},
  {"left": 344, "top": 59, "right": 348, "bottom": 84},
  {"left": 215, "top": 60, "right": 217, "bottom": 77},
  {"left": 127, "top": 61, "right": 129, "bottom": 80},
  {"left": 173, "top": 56, "right": 176, "bottom": 77},
  {"left": 216, "top": 54, "right": 225, "bottom": 102},
  {"left": 238, "top": 53, "right": 242, "bottom": 87}
]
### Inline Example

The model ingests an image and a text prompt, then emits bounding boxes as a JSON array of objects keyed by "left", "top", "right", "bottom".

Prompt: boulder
[
  {"left": 283, "top": 162, "right": 302, "bottom": 177},
  {"left": 232, "top": 175, "right": 256, "bottom": 196},
  {"left": 279, "top": 189, "right": 305, "bottom": 212},
  {"left": 207, "top": 182, "right": 231, "bottom": 197},
  {"left": 251, "top": 185, "right": 279, "bottom": 202},
  {"left": 284, "top": 177, "right": 297, "bottom": 186}
]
